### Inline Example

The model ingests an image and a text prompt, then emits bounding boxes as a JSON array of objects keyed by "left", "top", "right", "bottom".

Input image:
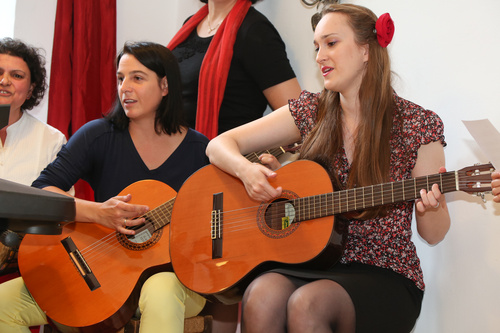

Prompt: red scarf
[{"left": 167, "top": 0, "right": 252, "bottom": 139}]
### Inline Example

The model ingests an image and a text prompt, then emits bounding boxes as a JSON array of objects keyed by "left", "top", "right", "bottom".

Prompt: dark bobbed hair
[
  {"left": 0, "top": 37, "right": 47, "bottom": 111},
  {"left": 199, "top": 0, "right": 261, "bottom": 4},
  {"left": 106, "top": 41, "right": 187, "bottom": 135}
]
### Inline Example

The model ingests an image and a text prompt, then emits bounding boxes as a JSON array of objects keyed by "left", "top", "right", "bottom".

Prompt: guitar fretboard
[
  {"left": 143, "top": 198, "right": 175, "bottom": 230},
  {"left": 292, "top": 171, "right": 458, "bottom": 222}
]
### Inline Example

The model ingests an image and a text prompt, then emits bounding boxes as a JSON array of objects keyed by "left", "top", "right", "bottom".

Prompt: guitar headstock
[{"left": 457, "top": 163, "right": 495, "bottom": 194}]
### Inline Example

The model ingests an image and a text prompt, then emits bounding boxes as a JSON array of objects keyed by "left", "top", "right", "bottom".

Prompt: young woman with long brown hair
[{"left": 206, "top": 4, "right": 453, "bottom": 332}]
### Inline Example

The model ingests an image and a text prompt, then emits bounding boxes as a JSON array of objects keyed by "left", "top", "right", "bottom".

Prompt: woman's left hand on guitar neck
[
  {"left": 258, "top": 153, "right": 282, "bottom": 171},
  {"left": 412, "top": 142, "right": 450, "bottom": 245},
  {"left": 414, "top": 166, "right": 447, "bottom": 213}
]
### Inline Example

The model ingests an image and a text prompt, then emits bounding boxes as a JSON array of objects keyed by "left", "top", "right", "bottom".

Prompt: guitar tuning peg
[{"left": 473, "top": 192, "right": 487, "bottom": 202}]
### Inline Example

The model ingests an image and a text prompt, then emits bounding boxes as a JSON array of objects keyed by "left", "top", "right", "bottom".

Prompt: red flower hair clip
[{"left": 375, "top": 13, "right": 395, "bottom": 48}]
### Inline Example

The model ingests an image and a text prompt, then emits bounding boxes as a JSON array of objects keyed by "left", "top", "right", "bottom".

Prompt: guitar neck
[
  {"left": 292, "top": 171, "right": 459, "bottom": 222},
  {"left": 143, "top": 198, "right": 175, "bottom": 230}
]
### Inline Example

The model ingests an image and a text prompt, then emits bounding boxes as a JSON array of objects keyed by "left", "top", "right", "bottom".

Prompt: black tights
[{"left": 241, "top": 272, "right": 355, "bottom": 333}]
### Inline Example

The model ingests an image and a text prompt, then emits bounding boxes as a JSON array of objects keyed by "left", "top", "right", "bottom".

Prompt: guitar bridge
[
  {"left": 211, "top": 192, "right": 223, "bottom": 259},
  {"left": 61, "top": 236, "right": 101, "bottom": 291}
]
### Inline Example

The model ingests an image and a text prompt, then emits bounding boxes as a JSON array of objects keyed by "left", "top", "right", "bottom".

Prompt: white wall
[
  {"left": 12, "top": 0, "right": 500, "bottom": 332},
  {"left": 13, "top": 0, "right": 57, "bottom": 121},
  {"left": 0, "top": 0, "right": 16, "bottom": 38}
]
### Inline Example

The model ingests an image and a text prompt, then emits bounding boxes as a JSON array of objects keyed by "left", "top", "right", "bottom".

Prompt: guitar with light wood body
[{"left": 18, "top": 180, "right": 175, "bottom": 332}]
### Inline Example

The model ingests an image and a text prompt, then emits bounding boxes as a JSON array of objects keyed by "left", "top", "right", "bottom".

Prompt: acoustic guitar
[
  {"left": 18, "top": 180, "right": 176, "bottom": 332},
  {"left": 169, "top": 160, "right": 494, "bottom": 304}
]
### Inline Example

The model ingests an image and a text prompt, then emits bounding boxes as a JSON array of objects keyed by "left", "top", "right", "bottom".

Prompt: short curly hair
[{"left": 0, "top": 37, "right": 47, "bottom": 111}]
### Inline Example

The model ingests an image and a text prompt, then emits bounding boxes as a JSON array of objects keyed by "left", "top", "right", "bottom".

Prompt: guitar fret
[
  {"left": 352, "top": 188, "right": 355, "bottom": 211},
  {"left": 306, "top": 196, "right": 310, "bottom": 220},
  {"left": 302, "top": 196, "right": 306, "bottom": 221},
  {"left": 361, "top": 187, "right": 365, "bottom": 209},
  {"left": 337, "top": 191, "right": 341, "bottom": 214},
  {"left": 333, "top": 192, "right": 337, "bottom": 215},
  {"left": 304, "top": 196, "right": 308, "bottom": 219},
  {"left": 316, "top": 194, "right": 320, "bottom": 218},
  {"left": 371, "top": 185, "right": 375, "bottom": 207},
  {"left": 316, "top": 195, "right": 319, "bottom": 218},
  {"left": 328, "top": 193, "right": 333, "bottom": 216},
  {"left": 329, "top": 193, "right": 333, "bottom": 215},
  {"left": 354, "top": 188, "right": 357, "bottom": 211},
  {"left": 378, "top": 184, "right": 382, "bottom": 205},
  {"left": 401, "top": 181, "right": 405, "bottom": 201},
  {"left": 318, "top": 194, "right": 323, "bottom": 218},
  {"left": 297, "top": 198, "right": 301, "bottom": 221},
  {"left": 324, "top": 194, "right": 329, "bottom": 217},
  {"left": 346, "top": 189, "right": 349, "bottom": 212},
  {"left": 336, "top": 191, "right": 341, "bottom": 214},
  {"left": 352, "top": 189, "right": 355, "bottom": 212},
  {"left": 307, "top": 196, "right": 311, "bottom": 220},
  {"left": 312, "top": 195, "right": 316, "bottom": 219}
]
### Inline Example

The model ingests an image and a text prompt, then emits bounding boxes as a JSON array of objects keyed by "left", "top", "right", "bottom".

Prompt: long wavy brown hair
[{"left": 300, "top": 4, "right": 396, "bottom": 219}]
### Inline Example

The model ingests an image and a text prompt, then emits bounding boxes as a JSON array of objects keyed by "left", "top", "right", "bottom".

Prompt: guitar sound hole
[
  {"left": 258, "top": 190, "right": 300, "bottom": 239},
  {"left": 116, "top": 221, "right": 162, "bottom": 251},
  {"left": 264, "top": 199, "right": 296, "bottom": 231}
]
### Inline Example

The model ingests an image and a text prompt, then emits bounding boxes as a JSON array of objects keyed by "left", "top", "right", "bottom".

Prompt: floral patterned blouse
[{"left": 289, "top": 90, "right": 446, "bottom": 290}]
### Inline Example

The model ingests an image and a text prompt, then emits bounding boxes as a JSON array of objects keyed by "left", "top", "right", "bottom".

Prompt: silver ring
[
  {"left": 124, "top": 218, "right": 127, "bottom": 227},
  {"left": 433, "top": 202, "right": 440, "bottom": 209}
]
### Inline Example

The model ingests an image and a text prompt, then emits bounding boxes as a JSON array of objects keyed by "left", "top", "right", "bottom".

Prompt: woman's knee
[
  {"left": 139, "top": 272, "right": 186, "bottom": 308},
  {"left": 242, "top": 273, "right": 297, "bottom": 323},
  {"left": 141, "top": 272, "right": 181, "bottom": 295},
  {"left": 287, "top": 280, "right": 355, "bottom": 332},
  {"left": 139, "top": 272, "right": 205, "bottom": 319},
  {"left": 244, "top": 272, "right": 293, "bottom": 302}
]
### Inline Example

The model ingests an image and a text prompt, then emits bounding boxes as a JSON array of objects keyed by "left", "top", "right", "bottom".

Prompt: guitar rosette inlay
[{"left": 257, "top": 190, "right": 300, "bottom": 239}]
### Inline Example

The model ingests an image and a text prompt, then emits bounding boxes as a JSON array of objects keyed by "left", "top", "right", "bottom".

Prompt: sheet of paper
[{"left": 462, "top": 119, "right": 500, "bottom": 169}]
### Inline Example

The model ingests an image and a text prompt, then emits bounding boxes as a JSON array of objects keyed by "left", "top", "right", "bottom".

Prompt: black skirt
[{"left": 272, "top": 262, "right": 424, "bottom": 333}]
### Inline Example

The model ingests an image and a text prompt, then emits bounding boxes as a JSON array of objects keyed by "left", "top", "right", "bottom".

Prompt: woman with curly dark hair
[
  {"left": 0, "top": 37, "right": 66, "bottom": 186},
  {"left": 0, "top": 38, "right": 67, "bottom": 278}
]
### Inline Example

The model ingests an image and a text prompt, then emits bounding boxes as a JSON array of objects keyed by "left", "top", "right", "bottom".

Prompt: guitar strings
[
  {"left": 209, "top": 176, "right": 485, "bottom": 236},
  {"left": 76, "top": 200, "right": 174, "bottom": 266}
]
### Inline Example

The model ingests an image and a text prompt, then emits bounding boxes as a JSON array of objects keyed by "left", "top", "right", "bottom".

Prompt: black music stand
[{"left": 0, "top": 178, "right": 75, "bottom": 235}]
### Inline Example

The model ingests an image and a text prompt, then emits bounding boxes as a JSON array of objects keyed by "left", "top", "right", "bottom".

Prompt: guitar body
[
  {"left": 18, "top": 180, "right": 176, "bottom": 332},
  {"left": 170, "top": 160, "right": 348, "bottom": 304}
]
